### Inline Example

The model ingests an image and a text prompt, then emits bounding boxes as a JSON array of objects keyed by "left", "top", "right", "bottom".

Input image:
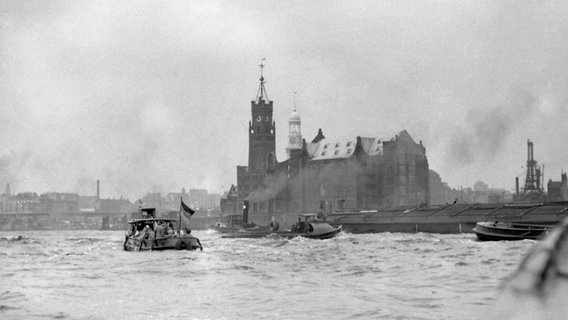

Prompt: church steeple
[{"left": 248, "top": 60, "right": 276, "bottom": 172}]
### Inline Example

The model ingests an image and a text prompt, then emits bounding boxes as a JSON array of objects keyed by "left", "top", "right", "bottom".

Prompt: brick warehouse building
[{"left": 230, "top": 67, "right": 430, "bottom": 227}]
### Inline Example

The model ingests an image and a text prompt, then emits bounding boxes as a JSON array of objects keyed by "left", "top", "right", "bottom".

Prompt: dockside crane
[{"left": 518, "top": 139, "right": 545, "bottom": 201}]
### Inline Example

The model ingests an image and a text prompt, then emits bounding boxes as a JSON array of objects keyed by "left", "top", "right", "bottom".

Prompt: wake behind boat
[
  {"left": 222, "top": 214, "right": 342, "bottom": 240},
  {"left": 473, "top": 221, "right": 551, "bottom": 241}
]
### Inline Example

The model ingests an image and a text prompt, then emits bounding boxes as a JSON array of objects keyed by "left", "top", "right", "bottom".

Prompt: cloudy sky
[{"left": 1, "top": 0, "right": 567, "bottom": 200}]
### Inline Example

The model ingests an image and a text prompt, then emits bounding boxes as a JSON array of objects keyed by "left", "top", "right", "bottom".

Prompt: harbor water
[{"left": 0, "top": 230, "right": 535, "bottom": 320}]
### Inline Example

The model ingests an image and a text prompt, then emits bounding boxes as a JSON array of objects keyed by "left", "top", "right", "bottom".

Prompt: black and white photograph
[{"left": 1, "top": 1, "right": 568, "bottom": 319}]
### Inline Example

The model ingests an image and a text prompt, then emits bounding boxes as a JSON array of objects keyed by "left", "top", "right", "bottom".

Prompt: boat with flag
[{"left": 123, "top": 199, "right": 203, "bottom": 251}]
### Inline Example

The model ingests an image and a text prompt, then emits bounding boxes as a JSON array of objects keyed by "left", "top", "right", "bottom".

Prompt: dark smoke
[{"left": 446, "top": 89, "right": 538, "bottom": 165}]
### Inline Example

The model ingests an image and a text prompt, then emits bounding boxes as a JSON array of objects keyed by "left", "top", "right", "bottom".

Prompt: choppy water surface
[{"left": 0, "top": 230, "right": 535, "bottom": 319}]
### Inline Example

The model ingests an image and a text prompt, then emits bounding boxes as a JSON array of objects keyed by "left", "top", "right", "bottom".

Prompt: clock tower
[{"left": 248, "top": 61, "right": 276, "bottom": 172}]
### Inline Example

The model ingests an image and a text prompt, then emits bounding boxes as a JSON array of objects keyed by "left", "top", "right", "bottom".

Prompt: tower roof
[
  {"left": 289, "top": 108, "right": 301, "bottom": 122},
  {"left": 289, "top": 92, "right": 300, "bottom": 121}
]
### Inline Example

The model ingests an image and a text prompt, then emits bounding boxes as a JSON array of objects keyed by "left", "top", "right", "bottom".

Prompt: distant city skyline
[{"left": 0, "top": 180, "right": 222, "bottom": 202}]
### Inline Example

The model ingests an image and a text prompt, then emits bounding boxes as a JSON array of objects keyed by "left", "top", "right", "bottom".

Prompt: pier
[{"left": 328, "top": 202, "right": 568, "bottom": 234}]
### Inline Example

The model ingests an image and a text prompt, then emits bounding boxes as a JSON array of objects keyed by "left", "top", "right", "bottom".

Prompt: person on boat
[
  {"left": 155, "top": 221, "right": 166, "bottom": 238},
  {"left": 137, "top": 225, "right": 150, "bottom": 239},
  {"left": 147, "top": 227, "right": 156, "bottom": 248},
  {"left": 165, "top": 222, "right": 175, "bottom": 237},
  {"left": 268, "top": 217, "right": 279, "bottom": 232}
]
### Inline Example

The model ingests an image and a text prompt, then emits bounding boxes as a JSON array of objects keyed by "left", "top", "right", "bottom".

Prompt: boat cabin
[
  {"left": 140, "top": 208, "right": 156, "bottom": 218},
  {"left": 127, "top": 218, "right": 179, "bottom": 236},
  {"left": 292, "top": 214, "right": 322, "bottom": 233}
]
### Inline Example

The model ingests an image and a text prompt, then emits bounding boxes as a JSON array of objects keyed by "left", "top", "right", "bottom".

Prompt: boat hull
[
  {"left": 211, "top": 226, "right": 241, "bottom": 233},
  {"left": 123, "top": 235, "right": 202, "bottom": 251},
  {"left": 222, "top": 225, "right": 342, "bottom": 240},
  {"left": 473, "top": 222, "right": 550, "bottom": 241}
]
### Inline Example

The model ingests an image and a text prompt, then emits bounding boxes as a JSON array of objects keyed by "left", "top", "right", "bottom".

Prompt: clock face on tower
[
  {"left": 256, "top": 116, "right": 261, "bottom": 122},
  {"left": 265, "top": 116, "right": 269, "bottom": 122}
]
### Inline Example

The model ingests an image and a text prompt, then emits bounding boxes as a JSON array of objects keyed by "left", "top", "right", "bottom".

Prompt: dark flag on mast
[
  {"left": 181, "top": 199, "right": 195, "bottom": 216},
  {"left": 179, "top": 198, "right": 195, "bottom": 232}
]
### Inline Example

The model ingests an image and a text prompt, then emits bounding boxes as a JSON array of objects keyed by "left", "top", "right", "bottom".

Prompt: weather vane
[
  {"left": 259, "top": 58, "right": 266, "bottom": 78},
  {"left": 293, "top": 91, "right": 297, "bottom": 110}
]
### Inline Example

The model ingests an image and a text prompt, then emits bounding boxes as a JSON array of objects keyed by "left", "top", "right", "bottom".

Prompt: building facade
[
  {"left": 547, "top": 173, "right": 568, "bottom": 201},
  {"left": 234, "top": 68, "right": 430, "bottom": 227}
]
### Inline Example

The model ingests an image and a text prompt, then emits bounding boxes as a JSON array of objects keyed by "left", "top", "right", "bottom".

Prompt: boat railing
[{"left": 482, "top": 222, "right": 550, "bottom": 231}]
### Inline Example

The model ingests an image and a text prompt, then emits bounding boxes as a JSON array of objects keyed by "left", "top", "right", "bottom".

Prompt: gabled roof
[
  {"left": 222, "top": 185, "right": 238, "bottom": 199},
  {"left": 359, "top": 137, "right": 383, "bottom": 156},
  {"left": 306, "top": 131, "right": 404, "bottom": 161}
]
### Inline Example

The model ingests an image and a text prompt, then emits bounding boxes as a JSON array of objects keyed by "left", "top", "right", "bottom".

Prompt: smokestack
[
  {"left": 243, "top": 200, "right": 249, "bottom": 224},
  {"left": 515, "top": 177, "right": 519, "bottom": 196},
  {"left": 97, "top": 180, "right": 100, "bottom": 199}
]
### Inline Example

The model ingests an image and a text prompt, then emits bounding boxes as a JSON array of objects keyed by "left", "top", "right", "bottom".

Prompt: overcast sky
[{"left": 1, "top": 0, "right": 567, "bottom": 200}]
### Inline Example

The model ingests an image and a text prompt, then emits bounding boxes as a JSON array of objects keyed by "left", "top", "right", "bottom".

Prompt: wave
[
  {"left": 0, "top": 235, "right": 25, "bottom": 242},
  {"left": 64, "top": 237, "right": 107, "bottom": 245}
]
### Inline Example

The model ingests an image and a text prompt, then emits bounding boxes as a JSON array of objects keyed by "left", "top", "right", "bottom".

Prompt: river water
[{"left": 0, "top": 230, "right": 536, "bottom": 320}]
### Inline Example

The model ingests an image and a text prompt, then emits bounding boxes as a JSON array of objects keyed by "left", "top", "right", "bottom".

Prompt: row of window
[
  {"left": 320, "top": 148, "right": 353, "bottom": 157},
  {"left": 250, "top": 126, "right": 274, "bottom": 135},
  {"left": 323, "top": 141, "right": 355, "bottom": 149}
]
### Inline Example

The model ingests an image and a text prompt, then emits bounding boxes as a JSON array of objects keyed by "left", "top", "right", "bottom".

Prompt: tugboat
[
  {"left": 222, "top": 214, "right": 342, "bottom": 240},
  {"left": 210, "top": 214, "right": 258, "bottom": 233},
  {"left": 473, "top": 221, "right": 551, "bottom": 241},
  {"left": 123, "top": 206, "right": 202, "bottom": 251}
]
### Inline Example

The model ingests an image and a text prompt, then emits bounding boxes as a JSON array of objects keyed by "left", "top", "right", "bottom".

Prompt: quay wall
[{"left": 327, "top": 202, "right": 568, "bottom": 234}]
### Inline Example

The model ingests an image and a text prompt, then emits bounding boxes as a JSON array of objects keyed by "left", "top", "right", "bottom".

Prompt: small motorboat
[
  {"left": 473, "top": 221, "right": 551, "bottom": 241},
  {"left": 123, "top": 208, "right": 202, "bottom": 251},
  {"left": 222, "top": 214, "right": 342, "bottom": 240},
  {"left": 210, "top": 214, "right": 258, "bottom": 233}
]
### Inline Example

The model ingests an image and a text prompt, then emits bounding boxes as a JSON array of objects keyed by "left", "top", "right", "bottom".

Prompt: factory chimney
[
  {"left": 97, "top": 180, "right": 100, "bottom": 199},
  {"left": 515, "top": 177, "right": 519, "bottom": 196}
]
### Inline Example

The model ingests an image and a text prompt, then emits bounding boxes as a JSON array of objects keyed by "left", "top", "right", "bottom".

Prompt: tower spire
[
  {"left": 256, "top": 58, "right": 269, "bottom": 103},
  {"left": 286, "top": 91, "right": 302, "bottom": 158},
  {"left": 293, "top": 91, "right": 297, "bottom": 111}
]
